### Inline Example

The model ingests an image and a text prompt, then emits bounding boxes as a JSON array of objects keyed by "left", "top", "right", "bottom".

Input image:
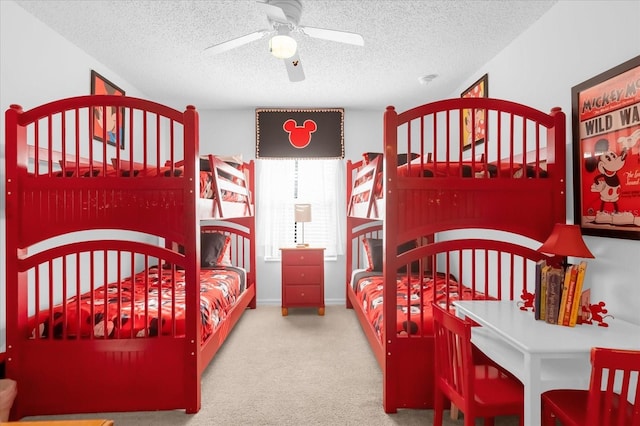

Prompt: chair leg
[
  {"left": 450, "top": 403, "right": 459, "bottom": 419},
  {"left": 464, "top": 413, "right": 475, "bottom": 426}
]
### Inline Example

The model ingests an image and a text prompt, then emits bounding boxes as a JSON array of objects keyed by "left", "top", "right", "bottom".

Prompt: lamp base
[{"left": 296, "top": 243, "right": 309, "bottom": 248}]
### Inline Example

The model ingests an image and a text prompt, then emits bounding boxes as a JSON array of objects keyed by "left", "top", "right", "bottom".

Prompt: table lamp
[
  {"left": 537, "top": 223, "right": 595, "bottom": 268},
  {"left": 294, "top": 203, "right": 312, "bottom": 247}
]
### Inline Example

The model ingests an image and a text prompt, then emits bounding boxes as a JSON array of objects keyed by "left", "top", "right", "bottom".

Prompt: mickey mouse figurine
[
  {"left": 580, "top": 301, "right": 614, "bottom": 327},
  {"left": 518, "top": 290, "right": 535, "bottom": 312}
]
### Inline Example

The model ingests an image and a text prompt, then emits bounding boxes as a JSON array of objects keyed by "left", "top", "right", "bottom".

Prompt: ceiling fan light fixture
[{"left": 270, "top": 34, "right": 297, "bottom": 59}]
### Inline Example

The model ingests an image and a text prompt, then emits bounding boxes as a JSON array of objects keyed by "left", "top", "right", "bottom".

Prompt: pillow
[
  {"left": 397, "top": 240, "right": 420, "bottom": 273},
  {"left": 362, "top": 238, "right": 419, "bottom": 273},
  {"left": 201, "top": 232, "right": 231, "bottom": 267},
  {"left": 363, "top": 238, "right": 383, "bottom": 272},
  {"left": 200, "top": 156, "right": 212, "bottom": 172},
  {"left": 362, "top": 152, "right": 420, "bottom": 166},
  {"left": 363, "top": 152, "right": 382, "bottom": 165},
  {"left": 163, "top": 244, "right": 185, "bottom": 270},
  {"left": 397, "top": 153, "right": 420, "bottom": 166},
  {"left": 215, "top": 154, "right": 243, "bottom": 167}
]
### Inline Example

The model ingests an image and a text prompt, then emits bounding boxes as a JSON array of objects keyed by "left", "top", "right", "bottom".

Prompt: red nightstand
[{"left": 280, "top": 247, "right": 325, "bottom": 316}]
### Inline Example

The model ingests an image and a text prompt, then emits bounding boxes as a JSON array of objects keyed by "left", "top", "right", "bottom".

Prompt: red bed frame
[
  {"left": 4, "top": 95, "right": 256, "bottom": 419},
  {"left": 346, "top": 97, "right": 566, "bottom": 413}
]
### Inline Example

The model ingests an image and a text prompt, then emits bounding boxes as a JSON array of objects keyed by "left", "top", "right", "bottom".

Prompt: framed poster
[
  {"left": 91, "top": 70, "right": 125, "bottom": 149},
  {"left": 461, "top": 73, "right": 488, "bottom": 151},
  {"left": 572, "top": 55, "right": 640, "bottom": 240},
  {"left": 255, "top": 108, "right": 344, "bottom": 159}
]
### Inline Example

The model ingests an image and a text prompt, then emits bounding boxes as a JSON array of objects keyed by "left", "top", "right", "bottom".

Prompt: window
[{"left": 258, "top": 159, "right": 344, "bottom": 259}]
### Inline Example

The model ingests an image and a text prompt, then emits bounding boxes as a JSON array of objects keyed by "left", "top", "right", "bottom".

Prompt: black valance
[{"left": 256, "top": 108, "right": 344, "bottom": 159}]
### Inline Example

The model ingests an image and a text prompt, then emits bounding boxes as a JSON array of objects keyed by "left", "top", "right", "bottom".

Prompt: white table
[{"left": 453, "top": 300, "right": 640, "bottom": 426}]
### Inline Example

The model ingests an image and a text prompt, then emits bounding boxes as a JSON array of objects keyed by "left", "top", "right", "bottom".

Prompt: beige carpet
[{"left": 22, "top": 305, "right": 519, "bottom": 425}]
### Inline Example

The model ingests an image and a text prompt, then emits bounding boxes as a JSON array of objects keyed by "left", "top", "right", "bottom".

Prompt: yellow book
[
  {"left": 539, "top": 264, "right": 550, "bottom": 320},
  {"left": 569, "top": 261, "right": 588, "bottom": 327},
  {"left": 557, "top": 264, "right": 574, "bottom": 325},
  {"left": 562, "top": 265, "right": 579, "bottom": 326}
]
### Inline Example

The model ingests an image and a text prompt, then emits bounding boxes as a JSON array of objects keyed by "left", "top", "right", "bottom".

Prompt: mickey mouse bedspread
[{"left": 28, "top": 266, "right": 246, "bottom": 342}]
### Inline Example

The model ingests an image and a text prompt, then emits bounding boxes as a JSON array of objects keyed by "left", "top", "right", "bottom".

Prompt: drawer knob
[
  {"left": 300, "top": 273, "right": 305, "bottom": 278},
  {"left": 300, "top": 256, "right": 305, "bottom": 260},
  {"left": 301, "top": 292, "right": 305, "bottom": 296}
]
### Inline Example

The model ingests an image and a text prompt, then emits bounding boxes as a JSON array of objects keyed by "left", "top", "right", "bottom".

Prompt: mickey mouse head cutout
[{"left": 283, "top": 119, "right": 317, "bottom": 149}]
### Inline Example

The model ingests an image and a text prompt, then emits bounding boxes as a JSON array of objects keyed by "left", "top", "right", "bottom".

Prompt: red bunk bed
[
  {"left": 4, "top": 95, "right": 257, "bottom": 419},
  {"left": 345, "top": 97, "right": 566, "bottom": 413}
]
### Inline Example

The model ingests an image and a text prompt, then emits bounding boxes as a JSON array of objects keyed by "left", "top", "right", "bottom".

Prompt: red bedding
[
  {"left": 200, "top": 170, "right": 214, "bottom": 198},
  {"left": 398, "top": 161, "right": 485, "bottom": 177},
  {"left": 55, "top": 162, "right": 242, "bottom": 201},
  {"left": 28, "top": 266, "right": 245, "bottom": 343},
  {"left": 351, "top": 270, "right": 486, "bottom": 341}
]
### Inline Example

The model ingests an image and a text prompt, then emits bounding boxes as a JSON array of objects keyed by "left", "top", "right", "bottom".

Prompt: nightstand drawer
[
  {"left": 283, "top": 265, "right": 322, "bottom": 285},
  {"left": 285, "top": 285, "right": 321, "bottom": 304},
  {"left": 281, "top": 249, "right": 324, "bottom": 266}
]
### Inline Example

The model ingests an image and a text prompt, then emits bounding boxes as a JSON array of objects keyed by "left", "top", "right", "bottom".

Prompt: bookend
[
  {"left": 521, "top": 282, "right": 613, "bottom": 327},
  {"left": 518, "top": 290, "right": 535, "bottom": 312},
  {"left": 578, "top": 300, "right": 614, "bottom": 327}
]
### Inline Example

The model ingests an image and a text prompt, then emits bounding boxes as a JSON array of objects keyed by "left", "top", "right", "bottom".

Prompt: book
[
  {"left": 545, "top": 266, "right": 564, "bottom": 325},
  {"left": 561, "top": 264, "right": 579, "bottom": 326},
  {"left": 539, "top": 264, "right": 551, "bottom": 321},
  {"left": 534, "top": 259, "right": 546, "bottom": 320},
  {"left": 568, "top": 261, "right": 588, "bottom": 327},
  {"left": 557, "top": 264, "right": 573, "bottom": 325}
]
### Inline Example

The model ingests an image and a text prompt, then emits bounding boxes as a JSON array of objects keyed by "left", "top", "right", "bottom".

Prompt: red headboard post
[
  {"left": 548, "top": 106, "right": 567, "bottom": 237},
  {"left": 5, "top": 104, "right": 28, "bottom": 381},
  {"left": 382, "top": 105, "right": 400, "bottom": 411},
  {"left": 181, "top": 104, "right": 202, "bottom": 413}
]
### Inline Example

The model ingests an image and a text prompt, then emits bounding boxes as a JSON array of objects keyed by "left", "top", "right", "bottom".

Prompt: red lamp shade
[{"left": 538, "top": 223, "right": 595, "bottom": 259}]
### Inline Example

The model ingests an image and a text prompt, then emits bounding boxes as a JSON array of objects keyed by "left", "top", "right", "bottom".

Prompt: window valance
[{"left": 256, "top": 108, "right": 344, "bottom": 159}]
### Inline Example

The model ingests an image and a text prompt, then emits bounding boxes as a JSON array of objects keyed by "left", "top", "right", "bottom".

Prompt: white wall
[
  {"left": 2, "top": 0, "right": 639, "bottom": 351},
  {"left": 197, "top": 108, "right": 382, "bottom": 304},
  {"left": 457, "top": 0, "right": 640, "bottom": 324},
  {"left": 0, "top": 1, "right": 159, "bottom": 352},
  {"left": 198, "top": 1, "right": 640, "bottom": 320}
]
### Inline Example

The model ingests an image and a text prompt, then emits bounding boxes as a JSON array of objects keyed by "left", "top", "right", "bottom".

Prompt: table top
[{"left": 454, "top": 300, "right": 640, "bottom": 355}]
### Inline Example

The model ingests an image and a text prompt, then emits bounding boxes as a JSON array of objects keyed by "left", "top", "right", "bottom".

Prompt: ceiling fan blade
[
  {"left": 300, "top": 26, "right": 364, "bottom": 46},
  {"left": 256, "top": 1, "right": 289, "bottom": 24},
  {"left": 203, "top": 30, "right": 269, "bottom": 55},
  {"left": 285, "top": 52, "right": 305, "bottom": 82}
]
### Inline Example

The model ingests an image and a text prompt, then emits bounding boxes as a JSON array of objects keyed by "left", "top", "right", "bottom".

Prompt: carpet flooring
[{"left": 20, "top": 305, "right": 519, "bottom": 425}]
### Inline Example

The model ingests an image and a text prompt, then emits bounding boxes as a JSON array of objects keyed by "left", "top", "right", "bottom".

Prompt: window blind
[{"left": 258, "top": 159, "right": 344, "bottom": 259}]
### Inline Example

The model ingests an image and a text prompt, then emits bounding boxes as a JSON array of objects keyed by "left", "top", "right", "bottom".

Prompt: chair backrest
[
  {"left": 586, "top": 347, "right": 640, "bottom": 426},
  {"left": 432, "top": 303, "right": 476, "bottom": 409}
]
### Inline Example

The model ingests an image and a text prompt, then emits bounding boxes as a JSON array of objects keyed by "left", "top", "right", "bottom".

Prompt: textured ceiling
[{"left": 14, "top": 0, "right": 557, "bottom": 111}]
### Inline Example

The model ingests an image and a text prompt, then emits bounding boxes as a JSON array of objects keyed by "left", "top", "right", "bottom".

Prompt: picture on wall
[
  {"left": 460, "top": 73, "right": 488, "bottom": 152},
  {"left": 91, "top": 70, "right": 126, "bottom": 149},
  {"left": 571, "top": 55, "right": 640, "bottom": 240}
]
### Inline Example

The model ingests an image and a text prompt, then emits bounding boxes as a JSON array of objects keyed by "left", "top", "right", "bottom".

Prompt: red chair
[
  {"left": 541, "top": 347, "right": 640, "bottom": 426},
  {"left": 432, "top": 303, "right": 524, "bottom": 426}
]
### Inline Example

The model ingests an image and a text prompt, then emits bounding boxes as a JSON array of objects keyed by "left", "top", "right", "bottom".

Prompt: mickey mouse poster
[{"left": 572, "top": 55, "right": 640, "bottom": 240}]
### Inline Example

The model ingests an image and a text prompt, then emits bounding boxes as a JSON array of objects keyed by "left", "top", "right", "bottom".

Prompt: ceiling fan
[{"left": 203, "top": 0, "right": 364, "bottom": 82}]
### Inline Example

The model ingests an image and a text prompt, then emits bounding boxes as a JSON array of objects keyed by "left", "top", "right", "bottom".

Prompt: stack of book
[{"left": 534, "top": 260, "right": 589, "bottom": 327}]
